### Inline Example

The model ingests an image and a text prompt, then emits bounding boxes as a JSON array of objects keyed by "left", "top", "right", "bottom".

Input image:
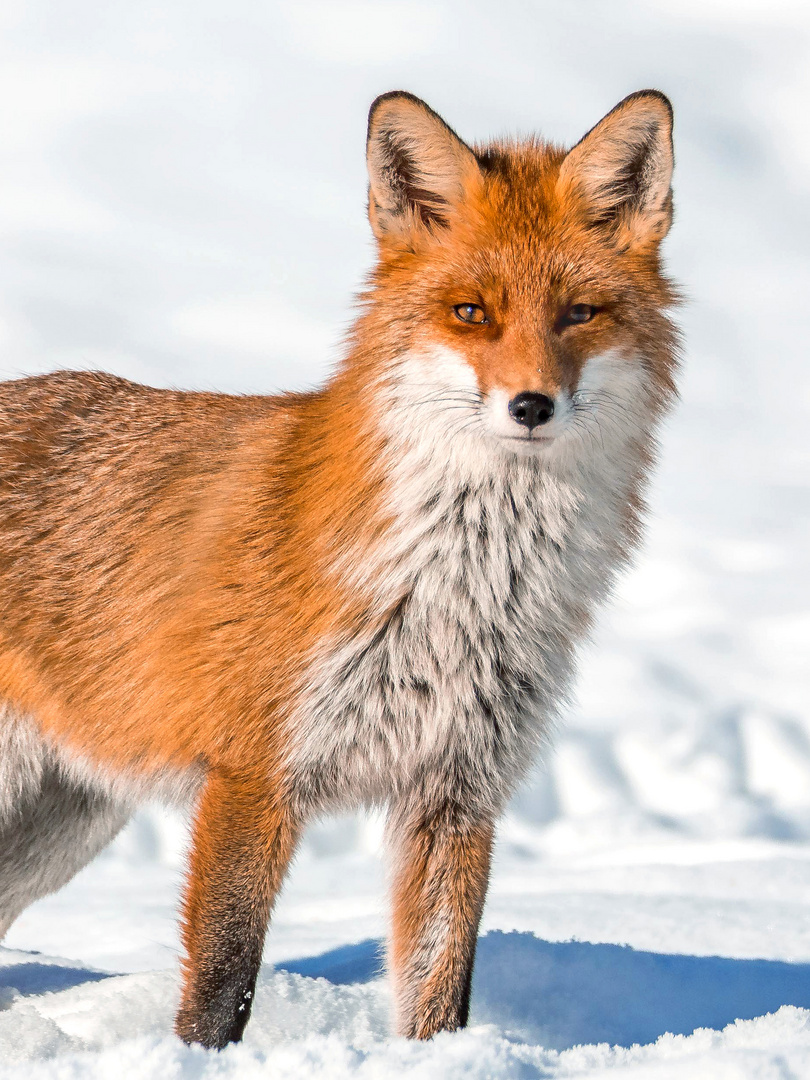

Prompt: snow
[{"left": 2, "top": 0, "right": 810, "bottom": 1076}]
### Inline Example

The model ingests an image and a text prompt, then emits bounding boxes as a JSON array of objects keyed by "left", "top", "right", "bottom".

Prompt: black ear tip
[
  {"left": 367, "top": 90, "right": 430, "bottom": 138},
  {"left": 622, "top": 89, "right": 674, "bottom": 122},
  {"left": 370, "top": 90, "right": 426, "bottom": 111}
]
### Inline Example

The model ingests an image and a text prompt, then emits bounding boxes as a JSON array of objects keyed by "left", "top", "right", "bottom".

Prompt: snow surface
[{"left": 2, "top": 1, "right": 810, "bottom": 1076}]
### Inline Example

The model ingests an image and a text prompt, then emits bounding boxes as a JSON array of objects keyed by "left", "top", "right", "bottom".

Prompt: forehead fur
[
  {"left": 474, "top": 139, "right": 569, "bottom": 226},
  {"left": 464, "top": 140, "right": 600, "bottom": 290}
]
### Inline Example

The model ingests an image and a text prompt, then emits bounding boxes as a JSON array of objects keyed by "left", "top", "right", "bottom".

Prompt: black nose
[{"left": 508, "top": 392, "right": 555, "bottom": 430}]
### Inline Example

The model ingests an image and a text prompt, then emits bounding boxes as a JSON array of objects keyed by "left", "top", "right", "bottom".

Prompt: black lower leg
[
  {"left": 174, "top": 773, "right": 298, "bottom": 1049},
  {"left": 175, "top": 897, "right": 266, "bottom": 1048}
]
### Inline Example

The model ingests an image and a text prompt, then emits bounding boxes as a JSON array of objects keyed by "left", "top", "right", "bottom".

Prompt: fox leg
[
  {"left": 387, "top": 805, "right": 494, "bottom": 1039},
  {"left": 174, "top": 770, "right": 298, "bottom": 1050}
]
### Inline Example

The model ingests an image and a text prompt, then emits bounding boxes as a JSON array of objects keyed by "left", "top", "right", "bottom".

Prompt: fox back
[{"left": 0, "top": 90, "right": 678, "bottom": 1047}]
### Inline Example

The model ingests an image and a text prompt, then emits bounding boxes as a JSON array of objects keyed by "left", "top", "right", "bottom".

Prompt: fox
[{"left": 0, "top": 89, "right": 678, "bottom": 1048}]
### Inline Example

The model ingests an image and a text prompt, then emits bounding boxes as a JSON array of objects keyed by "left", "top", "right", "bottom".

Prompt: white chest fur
[{"left": 286, "top": 349, "right": 655, "bottom": 821}]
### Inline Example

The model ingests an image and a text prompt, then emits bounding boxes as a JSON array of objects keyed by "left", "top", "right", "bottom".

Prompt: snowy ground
[{"left": 2, "top": 1, "right": 810, "bottom": 1076}]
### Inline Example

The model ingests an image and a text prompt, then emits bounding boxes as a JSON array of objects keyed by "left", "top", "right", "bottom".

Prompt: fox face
[{"left": 363, "top": 91, "right": 678, "bottom": 466}]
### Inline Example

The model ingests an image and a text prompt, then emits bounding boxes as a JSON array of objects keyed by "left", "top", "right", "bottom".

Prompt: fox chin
[{"left": 0, "top": 89, "right": 679, "bottom": 1048}]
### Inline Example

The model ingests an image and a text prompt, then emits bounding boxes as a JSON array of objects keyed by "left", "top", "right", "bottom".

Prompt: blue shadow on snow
[
  {"left": 278, "top": 938, "right": 384, "bottom": 985},
  {"left": 277, "top": 930, "right": 810, "bottom": 1050},
  {"left": 0, "top": 958, "right": 110, "bottom": 997}
]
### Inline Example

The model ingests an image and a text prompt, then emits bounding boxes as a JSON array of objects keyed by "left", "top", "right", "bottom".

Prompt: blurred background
[{"left": 2, "top": 0, "right": 810, "bottom": 967}]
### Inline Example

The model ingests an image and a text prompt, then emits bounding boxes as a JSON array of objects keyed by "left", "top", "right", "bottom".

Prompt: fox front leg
[
  {"left": 174, "top": 771, "right": 298, "bottom": 1049},
  {"left": 388, "top": 805, "right": 494, "bottom": 1039}
]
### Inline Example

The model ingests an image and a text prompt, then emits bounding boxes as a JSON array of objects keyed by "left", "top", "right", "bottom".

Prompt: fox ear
[
  {"left": 558, "top": 91, "right": 674, "bottom": 247},
  {"left": 366, "top": 91, "right": 480, "bottom": 240}
]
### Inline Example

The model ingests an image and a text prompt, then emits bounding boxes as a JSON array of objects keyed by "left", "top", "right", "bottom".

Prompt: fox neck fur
[{"left": 284, "top": 335, "right": 661, "bottom": 822}]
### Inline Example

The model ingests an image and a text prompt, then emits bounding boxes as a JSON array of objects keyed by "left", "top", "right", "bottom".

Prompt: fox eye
[
  {"left": 453, "top": 304, "right": 487, "bottom": 324},
  {"left": 562, "top": 303, "right": 597, "bottom": 326}
]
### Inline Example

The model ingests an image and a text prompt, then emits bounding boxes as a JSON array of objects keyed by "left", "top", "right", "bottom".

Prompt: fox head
[{"left": 358, "top": 90, "right": 679, "bottom": 468}]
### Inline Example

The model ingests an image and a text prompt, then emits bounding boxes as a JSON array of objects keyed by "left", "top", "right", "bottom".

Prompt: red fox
[{"left": 0, "top": 90, "right": 678, "bottom": 1047}]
